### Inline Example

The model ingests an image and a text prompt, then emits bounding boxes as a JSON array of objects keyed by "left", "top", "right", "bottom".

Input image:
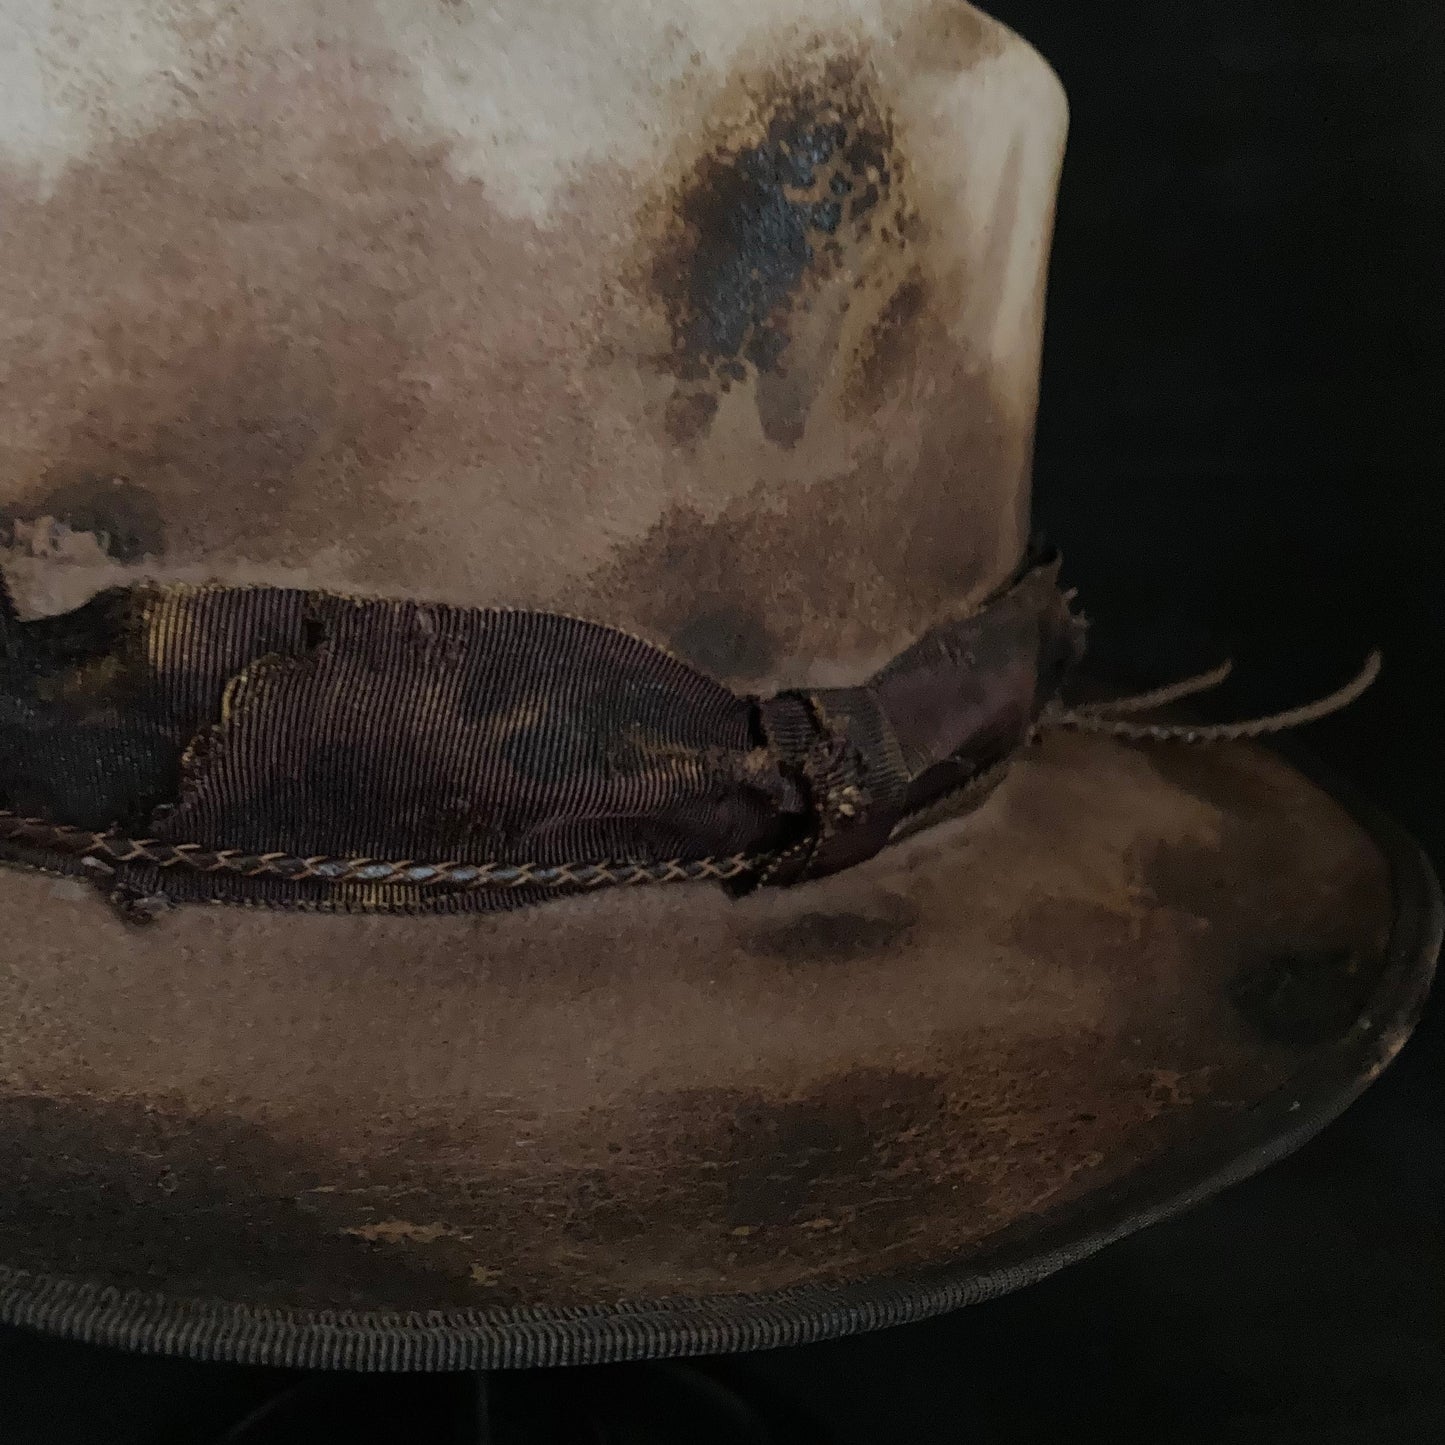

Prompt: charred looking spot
[
  {"left": 670, "top": 602, "right": 779, "bottom": 682},
  {"left": 653, "top": 65, "right": 902, "bottom": 444},
  {"left": 0, "top": 1093, "right": 461, "bottom": 1311},
  {"left": 0, "top": 588, "right": 177, "bottom": 830},
  {"left": 1231, "top": 949, "right": 1377, "bottom": 1047},
  {"left": 713, "top": 1068, "right": 948, "bottom": 1232},
  {"left": 741, "top": 897, "right": 921, "bottom": 963},
  {"left": 301, "top": 614, "right": 329, "bottom": 653},
  {"left": 0, "top": 477, "right": 165, "bottom": 564}
]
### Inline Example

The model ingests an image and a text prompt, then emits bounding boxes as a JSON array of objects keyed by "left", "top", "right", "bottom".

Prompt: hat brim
[{"left": 0, "top": 733, "right": 1437, "bottom": 1369}]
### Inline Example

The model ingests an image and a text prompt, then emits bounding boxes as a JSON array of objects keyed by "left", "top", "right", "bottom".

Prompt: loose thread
[
  {"left": 1065, "top": 659, "right": 1235, "bottom": 717},
  {"left": 1046, "top": 651, "right": 1381, "bottom": 744}
]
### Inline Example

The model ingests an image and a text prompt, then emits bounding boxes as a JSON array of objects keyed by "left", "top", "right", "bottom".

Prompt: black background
[{"left": 2, "top": 2, "right": 1441, "bottom": 1440}]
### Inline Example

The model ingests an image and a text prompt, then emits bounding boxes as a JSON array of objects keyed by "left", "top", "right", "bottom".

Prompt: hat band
[{"left": 0, "top": 552, "right": 1081, "bottom": 918}]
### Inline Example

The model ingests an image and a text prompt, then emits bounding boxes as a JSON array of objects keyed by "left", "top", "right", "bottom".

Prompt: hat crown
[{"left": 0, "top": 1, "right": 1066, "bottom": 688}]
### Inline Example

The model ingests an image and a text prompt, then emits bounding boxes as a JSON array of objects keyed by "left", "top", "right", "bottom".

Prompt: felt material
[
  {"left": 0, "top": 734, "right": 1420, "bottom": 1319},
  {"left": 0, "top": 4, "right": 1433, "bottom": 1359},
  {"left": 0, "top": 0, "right": 1064, "bottom": 692}
]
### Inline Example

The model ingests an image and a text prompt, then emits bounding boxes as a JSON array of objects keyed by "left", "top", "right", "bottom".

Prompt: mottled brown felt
[
  {"left": 0, "top": 11, "right": 1054, "bottom": 694},
  {"left": 2, "top": 5, "right": 1423, "bottom": 1366},
  {"left": 0, "top": 734, "right": 1410, "bottom": 1317}
]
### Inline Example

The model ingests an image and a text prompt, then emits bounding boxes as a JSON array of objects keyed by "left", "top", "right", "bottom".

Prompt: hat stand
[{"left": 199, "top": 1357, "right": 830, "bottom": 1444}]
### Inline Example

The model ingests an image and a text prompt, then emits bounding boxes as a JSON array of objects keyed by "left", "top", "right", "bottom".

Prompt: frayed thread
[{"left": 1044, "top": 651, "right": 1381, "bottom": 744}]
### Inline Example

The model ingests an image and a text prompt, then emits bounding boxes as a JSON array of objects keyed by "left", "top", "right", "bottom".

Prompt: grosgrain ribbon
[{"left": 0, "top": 553, "right": 1379, "bottom": 919}]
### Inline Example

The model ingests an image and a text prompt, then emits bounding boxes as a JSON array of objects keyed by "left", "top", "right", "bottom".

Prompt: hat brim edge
[{"left": 0, "top": 746, "right": 1438, "bottom": 1371}]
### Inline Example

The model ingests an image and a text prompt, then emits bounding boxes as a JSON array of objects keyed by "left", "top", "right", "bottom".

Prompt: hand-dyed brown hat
[{"left": 0, "top": 1, "right": 1437, "bottom": 1370}]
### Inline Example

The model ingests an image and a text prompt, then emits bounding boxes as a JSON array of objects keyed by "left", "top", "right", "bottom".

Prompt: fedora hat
[{"left": 0, "top": 0, "right": 1437, "bottom": 1370}]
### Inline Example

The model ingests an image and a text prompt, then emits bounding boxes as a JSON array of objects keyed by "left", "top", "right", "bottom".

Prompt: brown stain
[
  {"left": 581, "top": 353, "right": 1026, "bottom": 687},
  {"left": 0, "top": 1037, "right": 1245, "bottom": 1311},
  {"left": 643, "top": 55, "right": 911, "bottom": 449},
  {"left": 563, "top": 1036, "right": 1244, "bottom": 1282},
  {"left": 0, "top": 477, "right": 165, "bottom": 564},
  {"left": 1142, "top": 747, "right": 1391, "bottom": 948},
  {"left": 0, "top": 1092, "right": 467, "bottom": 1310},
  {"left": 701, "top": 1068, "right": 949, "bottom": 1232},
  {"left": 586, "top": 48, "right": 1035, "bottom": 688},
  {"left": 741, "top": 893, "right": 920, "bottom": 962},
  {"left": 1230, "top": 949, "right": 1379, "bottom": 1048},
  {"left": 891, "top": 0, "right": 1010, "bottom": 75},
  {"left": 0, "top": 997, "right": 1285, "bottom": 1309},
  {"left": 999, "top": 743, "right": 1393, "bottom": 1058},
  {"left": 851, "top": 267, "right": 931, "bottom": 400},
  {"left": 0, "top": 43, "right": 616, "bottom": 604},
  {"left": 667, "top": 600, "right": 780, "bottom": 680},
  {"left": 1137, "top": 748, "right": 1391, "bottom": 1048}
]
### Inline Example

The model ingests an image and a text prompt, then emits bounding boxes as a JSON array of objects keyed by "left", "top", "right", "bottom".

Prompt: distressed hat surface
[{"left": 0, "top": 0, "right": 1437, "bottom": 1369}]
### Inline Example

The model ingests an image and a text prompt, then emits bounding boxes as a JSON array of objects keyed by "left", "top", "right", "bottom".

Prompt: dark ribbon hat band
[
  {"left": 0, "top": 551, "right": 1381, "bottom": 921},
  {"left": 0, "top": 551, "right": 1082, "bottom": 916}
]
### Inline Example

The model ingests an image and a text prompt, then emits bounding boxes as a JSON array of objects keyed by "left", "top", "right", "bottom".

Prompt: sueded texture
[
  {"left": 0, "top": 554, "right": 1079, "bottom": 909},
  {"left": 0, "top": 1, "right": 1064, "bottom": 690},
  {"left": 0, "top": 735, "right": 1398, "bottom": 1312},
  {"left": 0, "top": 0, "right": 1429, "bottom": 1362}
]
